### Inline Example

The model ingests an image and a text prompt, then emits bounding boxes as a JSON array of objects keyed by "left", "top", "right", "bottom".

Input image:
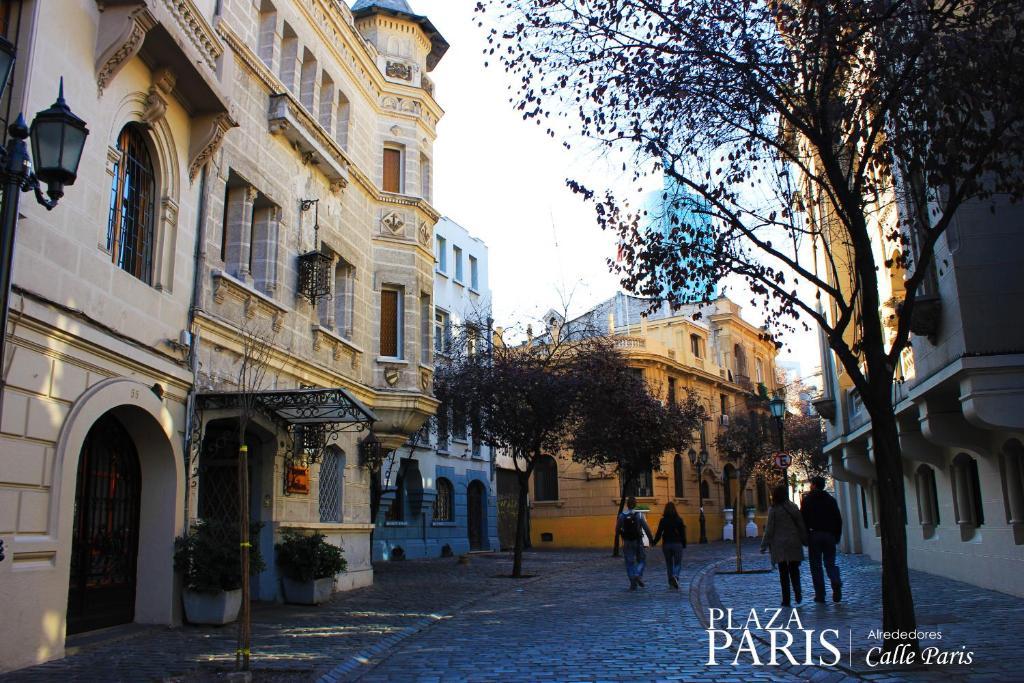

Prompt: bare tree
[
  {"left": 570, "top": 346, "right": 706, "bottom": 555},
  {"left": 477, "top": 0, "right": 1023, "bottom": 652},
  {"left": 716, "top": 411, "right": 776, "bottom": 572},
  {"left": 232, "top": 321, "right": 276, "bottom": 672}
]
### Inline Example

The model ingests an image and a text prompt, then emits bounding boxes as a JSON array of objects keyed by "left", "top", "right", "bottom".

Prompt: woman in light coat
[{"left": 760, "top": 484, "right": 808, "bottom": 606}]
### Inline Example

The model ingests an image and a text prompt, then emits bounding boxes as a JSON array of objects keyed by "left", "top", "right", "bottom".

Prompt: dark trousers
[
  {"left": 808, "top": 531, "right": 841, "bottom": 599},
  {"left": 662, "top": 542, "right": 683, "bottom": 582},
  {"left": 777, "top": 560, "right": 802, "bottom": 605}
]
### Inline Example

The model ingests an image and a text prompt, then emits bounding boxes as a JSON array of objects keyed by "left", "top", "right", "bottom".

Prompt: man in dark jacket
[{"left": 801, "top": 476, "right": 843, "bottom": 602}]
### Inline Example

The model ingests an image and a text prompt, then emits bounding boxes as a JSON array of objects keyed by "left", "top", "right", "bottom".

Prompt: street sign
[{"left": 774, "top": 451, "right": 792, "bottom": 469}]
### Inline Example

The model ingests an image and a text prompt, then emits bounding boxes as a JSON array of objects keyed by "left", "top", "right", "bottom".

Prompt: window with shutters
[
  {"left": 433, "top": 478, "right": 453, "bottom": 522},
  {"left": 380, "top": 287, "right": 403, "bottom": 358},
  {"left": 667, "top": 377, "right": 676, "bottom": 405},
  {"left": 107, "top": 125, "right": 157, "bottom": 284},
  {"left": 690, "top": 334, "right": 703, "bottom": 358},
  {"left": 383, "top": 146, "right": 403, "bottom": 193}
]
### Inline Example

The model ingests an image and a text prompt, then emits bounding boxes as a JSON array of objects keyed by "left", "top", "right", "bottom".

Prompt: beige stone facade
[
  {"left": 527, "top": 294, "right": 780, "bottom": 548},
  {"left": 0, "top": 0, "right": 445, "bottom": 672}
]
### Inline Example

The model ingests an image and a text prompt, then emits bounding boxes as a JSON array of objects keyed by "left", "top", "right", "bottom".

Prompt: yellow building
[{"left": 527, "top": 294, "right": 780, "bottom": 548}]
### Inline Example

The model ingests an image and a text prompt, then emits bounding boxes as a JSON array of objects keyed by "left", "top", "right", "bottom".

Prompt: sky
[{"left": 410, "top": 1, "right": 820, "bottom": 380}]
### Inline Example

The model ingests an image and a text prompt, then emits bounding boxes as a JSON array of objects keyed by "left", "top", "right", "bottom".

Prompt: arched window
[
  {"left": 1000, "top": 440, "right": 1024, "bottom": 544},
  {"left": 673, "top": 453, "right": 684, "bottom": 498},
  {"left": 433, "top": 478, "right": 453, "bottom": 522},
  {"left": 914, "top": 464, "right": 939, "bottom": 538},
  {"left": 534, "top": 455, "right": 559, "bottom": 502},
  {"left": 319, "top": 448, "right": 344, "bottom": 523},
  {"left": 700, "top": 479, "right": 710, "bottom": 501},
  {"left": 734, "top": 344, "right": 748, "bottom": 376},
  {"left": 951, "top": 453, "right": 984, "bottom": 538},
  {"left": 107, "top": 125, "right": 156, "bottom": 284}
]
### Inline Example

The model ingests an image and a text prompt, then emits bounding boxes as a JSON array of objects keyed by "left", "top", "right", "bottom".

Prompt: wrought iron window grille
[{"left": 298, "top": 198, "right": 332, "bottom": 305}]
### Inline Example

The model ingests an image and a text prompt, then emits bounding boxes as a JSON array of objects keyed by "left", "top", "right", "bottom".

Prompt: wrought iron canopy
[{"left": 196, "top": 387, "right": 376, "bottom": 429}]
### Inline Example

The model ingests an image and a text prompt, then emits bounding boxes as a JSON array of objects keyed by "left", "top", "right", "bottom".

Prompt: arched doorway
[
  {"left": 467, "top": 480, "right": 487, "bottom": 551},
  {"left": 67, "top": 413, "right": 142, "bottom": 634}
]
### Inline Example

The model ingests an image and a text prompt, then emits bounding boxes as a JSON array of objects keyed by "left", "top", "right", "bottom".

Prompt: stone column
[
  {"left": 224, "top": 185, "right": 258, "bottom": 284},
  {"left": 251, "top": 204, "right": 281, "bottom": 296},
  {"left": 1004, "top": 453, "right": 1024, "bottom": 524}
]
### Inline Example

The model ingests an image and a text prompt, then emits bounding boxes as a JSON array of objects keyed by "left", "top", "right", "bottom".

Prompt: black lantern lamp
[
  {"left": 0, "top": 36, "right": 15, "bottom": 102},
  {"left": 297, "top": 198, "right": 331, "bottom": 304},
  {"left": 689, "top": 445, "right": 710, "bottom": 544},
  {"left": 768, "top": 395, "right": 786, "bottom": 421},
  {"left": 359, "top": 431, "right": 384, "bottom": 469},
  {"left": 29, "top": 79, "right": 89, "bottom": 203},
  {"left": 0, "top": 77, "right": 89, "bottom": 429}
]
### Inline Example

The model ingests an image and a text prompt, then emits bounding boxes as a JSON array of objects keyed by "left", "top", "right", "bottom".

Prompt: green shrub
[
  {"left": 275, "top": 530, "right": 346, "bottom": 582},
  {"left": 174, "top": 519, "right": 265, "bottom": 593}
]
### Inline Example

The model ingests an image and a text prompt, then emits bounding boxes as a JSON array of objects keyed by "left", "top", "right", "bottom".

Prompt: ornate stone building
[
  {"left": 525, "top": 294, "right": 781, "bottom": 548},
  {"left": 0, "top": 0, "right": 445, "bottom": 672}
]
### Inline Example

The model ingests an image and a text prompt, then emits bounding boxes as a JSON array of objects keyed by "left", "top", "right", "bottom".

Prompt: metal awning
[{"left": 195, "top": 387, "right": 376, "bottom": 430}]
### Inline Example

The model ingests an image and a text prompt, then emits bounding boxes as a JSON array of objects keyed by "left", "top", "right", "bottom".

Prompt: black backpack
[{"left": 620, "top": 512, "right": 641, "bottom": 541}]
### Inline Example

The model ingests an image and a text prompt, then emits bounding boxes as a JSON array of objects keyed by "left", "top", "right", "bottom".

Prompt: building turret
[{"left": 352, "top": 0, "right": 449, "bottom": 90}]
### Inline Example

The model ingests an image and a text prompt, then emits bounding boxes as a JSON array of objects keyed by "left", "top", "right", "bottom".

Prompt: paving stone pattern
[
  {"left": 712, "top": 545, "right": 1024, "bottom": 682},
  {"left": 4, "top": 543, "right": 1022, "bottom": 682}
]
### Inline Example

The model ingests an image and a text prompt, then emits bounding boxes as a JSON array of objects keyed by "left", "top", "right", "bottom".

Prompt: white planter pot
[
  {"left": 183, "top": 588, "right": 242, "bottom": 625},
  {"left": 722, "top": 508, "right": 735, "bottom": 541},
  {"left": 282, "top": 576, "right": 335, "bottom": 605},
  {"left": 745, "top": 509, "right": 759, "bottom": 538}
]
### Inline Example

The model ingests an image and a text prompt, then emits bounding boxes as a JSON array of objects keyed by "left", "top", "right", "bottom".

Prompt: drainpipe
[{"left": 182, "top": 165, "right": 210, "bottom": 528}]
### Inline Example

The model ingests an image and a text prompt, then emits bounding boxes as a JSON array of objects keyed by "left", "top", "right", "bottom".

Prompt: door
[
  {"left": 467, "top": 481, "right": 486, "bottom": 551},
  {"left": 67, "top": 414, "right": 142, "bottom": 635}
]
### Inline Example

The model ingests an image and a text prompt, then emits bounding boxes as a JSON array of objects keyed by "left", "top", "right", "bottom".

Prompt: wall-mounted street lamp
[
  {"left": 0, "top": 68, "right": 89, "bottom": 421},
  {"left": 768, "top": 395, "right": 789, "bottom": 491}
]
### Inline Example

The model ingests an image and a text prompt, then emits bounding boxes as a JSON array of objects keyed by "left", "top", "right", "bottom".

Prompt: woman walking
[
  {"left": 652, "top": 502, "right": 686, "bottom": 589},
  {"left": 760, "top": 485, "right": 808, "bottom": 606}
]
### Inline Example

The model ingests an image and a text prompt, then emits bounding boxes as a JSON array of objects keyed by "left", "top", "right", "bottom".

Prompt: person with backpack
[
  {"left": 760, "top": 485, "right": 808, "bottom": 607},
  {"left": 617, "top": 497, "right": 655, "bottom": 590},
  {"left": 652, "top": 501, "right": 687, "bottom": 588}
]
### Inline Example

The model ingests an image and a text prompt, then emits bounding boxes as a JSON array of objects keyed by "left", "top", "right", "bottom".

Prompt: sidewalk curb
[
  {"left": 316, "top": 557, "right": 582, "bottom": 682},
  {"left": 691, "top": 557, "right": 868, "bottom": 683}
]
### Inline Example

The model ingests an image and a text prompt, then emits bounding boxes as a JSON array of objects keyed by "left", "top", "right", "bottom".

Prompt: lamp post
[
  {"left": 768, "top": 395, "right": 788, "bottom": 494},
  {"left": 0, "top": 71, "right": 89, "bottom": 421},
  {"left": 688, "top": 444, "right": 709, "bottom": 543}
]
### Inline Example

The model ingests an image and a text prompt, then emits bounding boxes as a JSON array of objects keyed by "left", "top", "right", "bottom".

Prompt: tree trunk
[
  {"left": 512, "top": 471, "right": 530, "bottom": 578},
  {"left": 734, "top": 483, "right": 743, "bottom": 573},
  {"left": 612, "top": 478, "right": 628, "bottom": 557},
  {"left": 867, "top": 384, "right": 920, "bottom": 655},
  {"left": 237, "top": 442, "right": 251, "bottom": 671}
]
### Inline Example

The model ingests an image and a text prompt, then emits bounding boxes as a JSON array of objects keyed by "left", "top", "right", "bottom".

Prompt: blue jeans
[
  {"left": 662, "top": 543, "right": 683, "bottom": 582},
  {"left": 622, "top": 539, "right": 646, "bottom": 580},
  {"left": 808, "top": 530, "right": 841, "bottom": 598}
]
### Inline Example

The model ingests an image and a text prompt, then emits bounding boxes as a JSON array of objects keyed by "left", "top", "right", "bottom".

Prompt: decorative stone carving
[
  {"left": 417, "top": 220, "right": 430, "bottom": 247},
  {"left": 141, "top": 68, "right": 176, "bottom": 125},
  {"left": 160, "top": 0, "right": 223, "bottom": 69},
  {"left": 389, "top": 125, "right": 402, "bottom": 137},
  {"left": 420, "top": 370, "right": 431, "bottom": 392},
  {"left": 96, "top": 6, "right": 156, "bottom": 95},
  {"left": 381, "top": 211, "right": 405, "bottom": 235},
  {"left": 188, "top": 112, "right": 236, "bottom": 180},
  {"left": 384, "top": 368, "right": 400, "bottom": 386},
  {"left": 386, "top": 61, "right": 413, "bottom": 81}
]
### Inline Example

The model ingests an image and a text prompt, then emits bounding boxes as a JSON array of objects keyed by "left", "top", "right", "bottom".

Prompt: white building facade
[{"left": 374, "top": 217, "right": 499, "bottom": 559}]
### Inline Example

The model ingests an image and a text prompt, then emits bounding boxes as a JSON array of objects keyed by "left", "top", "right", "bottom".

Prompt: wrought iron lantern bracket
[{"left": 297, "top": 198, "right": 331, "bottom": 305}]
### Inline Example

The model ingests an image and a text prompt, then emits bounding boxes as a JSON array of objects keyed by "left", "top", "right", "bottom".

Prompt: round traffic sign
[{"left": 774, "top": 452, "right": 792, "bottom": 469}]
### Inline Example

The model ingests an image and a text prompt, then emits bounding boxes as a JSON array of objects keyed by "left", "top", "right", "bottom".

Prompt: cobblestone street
[{"left": 3, "top": 543, "right": 1022, "bottom": 682}]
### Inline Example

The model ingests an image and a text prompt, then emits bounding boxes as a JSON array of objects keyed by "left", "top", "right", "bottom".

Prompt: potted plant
[
  {"left": 173, "top": 519, "right": 265, "bottom": 625},
  {"left": 276, "top": 530, "right": 346, "bottom": 605}
]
